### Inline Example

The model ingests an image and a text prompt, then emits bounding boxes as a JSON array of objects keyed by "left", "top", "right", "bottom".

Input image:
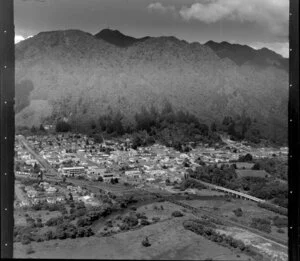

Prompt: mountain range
[{"left": 15, "top": 29, "right": 288, "bottom": 143}]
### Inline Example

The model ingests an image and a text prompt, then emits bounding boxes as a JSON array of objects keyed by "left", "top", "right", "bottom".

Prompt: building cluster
[
  {"left": 14, "top": 133, "right": 286, "bottom": 207},
  {"left": 16, "top": 179, "right": 100, "bottom": 207},
  {"left": 15, "top": 142, "right": 42, "bottom": 177}
]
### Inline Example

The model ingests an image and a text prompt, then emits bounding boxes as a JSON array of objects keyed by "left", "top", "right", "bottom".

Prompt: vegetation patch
[
  {"left": 250, "top": 217, "right": 272, "bottom": 233},
  {"left": 183, "top": 219, "right": 264, "bottom": 260}
]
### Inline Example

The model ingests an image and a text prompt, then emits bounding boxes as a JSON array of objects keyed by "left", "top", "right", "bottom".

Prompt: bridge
[{"left": 189, "top": 178, "right": 266, "bottom": 203}]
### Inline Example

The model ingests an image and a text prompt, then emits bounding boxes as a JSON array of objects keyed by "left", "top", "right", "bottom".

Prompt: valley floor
[{"left": 14, "top": 216, "right": 252, "bottom": 260}]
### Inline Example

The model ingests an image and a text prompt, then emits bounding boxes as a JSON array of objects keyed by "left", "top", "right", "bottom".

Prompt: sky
[{"left": 14, "top": 0, "right": 289, "bottom": 57}]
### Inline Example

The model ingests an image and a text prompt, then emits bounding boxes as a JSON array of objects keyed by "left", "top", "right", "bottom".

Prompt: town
[
  {"left": 14, "top": 131, "right": 288, "bottom": 260},
  {"left": 15, "top": 132, "right": 288, "bottom": 206}
]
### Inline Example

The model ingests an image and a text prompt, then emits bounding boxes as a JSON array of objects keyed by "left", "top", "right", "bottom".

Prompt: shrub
[
  {"left": 172, "top": 211, "right": 184, "bottom": 217},
  {"left": 106, "top": 220, "right": 113, "bottom": 227},
  {"left": 141, "top": 237, "right": 151, "bottom": 247},
  {"left": 36, "top": 237, "right": 44, "bottom": 242},
  {"left": 56, "top": 229, "right": 67, "bottom": 240},
  {"left": 77, "top": 217, "right": 92, "bottom": 227},
  {"left": 250, "top": 217, "right": 271, "bottom": 233},
  {"left": 233, "top": 208, "right": 243, "bottom": 217},
  {"left": 21, "top": 235, "right": 31, "bottom": 245},
  {"left": 140, "top": 219, "right": 150, "bottom": 226},
  {"left": 77, "top": 228, "right": 85, "bottom": 237},
  {"left": 45, "top": 217, "right": 64, "bottom": 227},
  {"left": 136, "top": 213, "right": 147, "bottom": 219},
  {"left": 273, "top": 216, "right": 288, "bottom": 228},
  {"left": 153, "top": 205, "right": 159, "bottom": 210},
  {"left": 26, "top": 245, "right": 35, "bottom": 255},
  {"left": 239, "top": 154, "right": 253, "bottom": 162},
  {"left": 123, "top": 215, "right": 138, "bottom": 227},
  {"left": 152, "top": 217, "right": 160, "bottom": 222},
  {"left": 14, "top": 235, "right": 21, "bottom": 242},
  {"left": 83, "top": 227, "right": 94, "bottom": 237},
  {"left": 119, "top": 223, "right": 130, "bottom": 231},
  {"left": 73, "top": 208, "right": 86, "bottom": 218},
  {"left": 44, "top": 230, "right": 54, "bottom": 241},
  {"left": 277, "top": 228, "right": 285, "bottom": 234}
]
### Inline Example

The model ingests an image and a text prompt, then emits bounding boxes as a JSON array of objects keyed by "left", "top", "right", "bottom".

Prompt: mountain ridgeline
[{"left": 15, "top": 29, "right": 288, "bottom": 144}]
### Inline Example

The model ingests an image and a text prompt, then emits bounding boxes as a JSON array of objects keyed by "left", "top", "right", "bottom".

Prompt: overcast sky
[{"left": 14, "top": 0, "right": 289, "bottom": 57}]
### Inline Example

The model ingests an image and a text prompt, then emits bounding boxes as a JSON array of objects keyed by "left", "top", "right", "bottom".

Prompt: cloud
[
  {"left": 179, "top": 0, "right": 289, "bottom": 38},
  {"left": 15, "top": 35, "right": 25, "bottom": 44},
  {"left": 147, "top": 2, "right": 176, "bottom": 15},
  {"left": 250, "top": 42, "right": 289, "bottom": 58},
  {"left": 15, "top": 35, "right": 33, "bottom": 44}
]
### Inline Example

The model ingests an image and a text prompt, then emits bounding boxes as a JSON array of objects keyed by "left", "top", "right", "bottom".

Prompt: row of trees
[
  {"left": 51, "top": 102, "right": 221, "bottom": 151},
  {"left": 183, "top": 219, "right": 263, "bottom": 259},
  {"left": 29, "top": 100, "right": 268, "bottom": 147},
  {"left": 257, "top": 202, "right": 287, "bottom": 216}
]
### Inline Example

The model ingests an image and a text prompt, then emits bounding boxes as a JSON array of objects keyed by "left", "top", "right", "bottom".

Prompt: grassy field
[{"left": 14, "top": 201, "right": 254, "bottom": 260}]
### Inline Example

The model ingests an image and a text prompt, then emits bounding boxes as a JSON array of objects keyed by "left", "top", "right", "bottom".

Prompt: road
[{"left": 17, "top": 135, "right": 59, "bottom": 177}]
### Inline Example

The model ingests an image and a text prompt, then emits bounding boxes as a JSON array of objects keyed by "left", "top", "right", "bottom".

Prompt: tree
[
  {"left": 111, "top": 110, "right": 125, "bottom": 135},
  {"left": 165, "top": 178, "right": 171, "bottom": 186},
  {"left": 210, "top": 122, "right": 217, "bottom": 132},
  {"left": 39, "top": 124, "right": 46, "bottom": 132},
  {"left": 93, "top": 134, "right": 103, "bottom": 144},
  {"left": 55, "top": 121, "right": 71, "bottom": 132},
  {"left": 31, "top": 126, "right": 37, "bottom": 133},
  {"left": 44, "top": 230, "right": 54, "bottom": 241},
  {"left": 233, "top": 208, "right": 243, "bottom": 217},
  {"left": 33, "top": 163, "right": 40, "bottom": 174},
  {"left": 239, "top": 153, "right": 253, "bottom": 162},
  {"left": 141, "top": 219, "right": 150, "bottom": 226},
  {"left": 222, "top": 116, "right": 233, "bottom": 126},
  {"left": 172, "top": 211, "right": 184, "bottom": 217},
  {"left": 141, "top": 237, "right": 151, "bottom": 247},
  {"left": 90, "top": 120, "right": 97, "bottom": 130},
  {"left": 252, "top": 162, "right": 260, "bottom": 170}
]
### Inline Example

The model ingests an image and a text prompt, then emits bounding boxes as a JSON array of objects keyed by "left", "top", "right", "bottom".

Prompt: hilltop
[
  {"left": 205, "top": 40, "right": 288, "bottom": 72},
  {"left": 95, "top": 29, "right": 150, "bottom": 47}
]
